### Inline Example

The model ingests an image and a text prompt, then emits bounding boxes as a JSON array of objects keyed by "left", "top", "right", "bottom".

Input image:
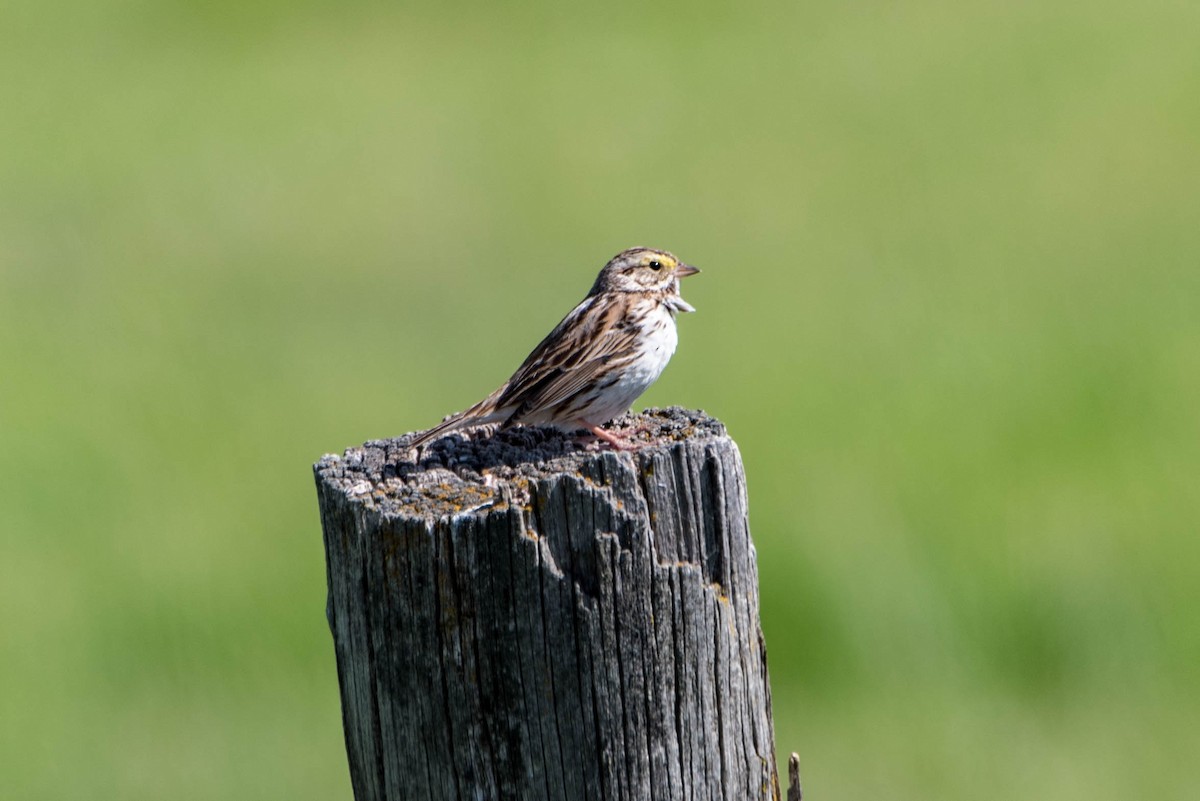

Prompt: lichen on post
[{"left": 314, "top": 407, "right": 782, "bottom": 801}]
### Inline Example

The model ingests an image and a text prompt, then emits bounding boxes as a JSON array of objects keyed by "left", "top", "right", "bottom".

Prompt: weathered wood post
[{"left": 314, "top": 407, "right": 790, "bottom": 800}]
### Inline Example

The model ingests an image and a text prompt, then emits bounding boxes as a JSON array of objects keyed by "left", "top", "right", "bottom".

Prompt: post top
[{"left": 313, "top": 407, "right": 731, "bottom": 520}]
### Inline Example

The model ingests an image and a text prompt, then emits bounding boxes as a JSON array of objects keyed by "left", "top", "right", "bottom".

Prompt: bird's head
[{"left": 590, "top": 247, "right": 700, "bottom": 308}]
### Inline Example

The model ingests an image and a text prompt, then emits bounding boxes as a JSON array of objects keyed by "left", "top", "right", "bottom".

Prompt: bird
[{"left": 410, "top": 247, "right": 700, "bottom": 450}]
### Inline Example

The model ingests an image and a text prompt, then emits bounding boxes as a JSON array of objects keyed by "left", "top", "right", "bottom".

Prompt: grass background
[{"left": 2, "top": 0, "right": 1198, "bottom": 798}]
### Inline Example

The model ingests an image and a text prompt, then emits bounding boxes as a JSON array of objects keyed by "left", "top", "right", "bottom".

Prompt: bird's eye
[{"left": 649, "top": 260, "right": 662, "bottom": 270}]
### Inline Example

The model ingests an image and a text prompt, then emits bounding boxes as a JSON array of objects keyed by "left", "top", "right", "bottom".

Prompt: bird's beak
[{"left": 674, "top": 263, "right": 700, "bottom": 278}]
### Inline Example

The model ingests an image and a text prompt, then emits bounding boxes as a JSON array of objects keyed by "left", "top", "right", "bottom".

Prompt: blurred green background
[{"left": 3, "top": 0, "right": 1198, "bottom": 798}]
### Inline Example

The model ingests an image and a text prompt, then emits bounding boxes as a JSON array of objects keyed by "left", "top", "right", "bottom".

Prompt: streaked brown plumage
[{"left": 411, "top": 247, "right": 700, "bottom": 449}]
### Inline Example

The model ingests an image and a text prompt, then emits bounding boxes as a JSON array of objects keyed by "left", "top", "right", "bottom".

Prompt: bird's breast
[
  {"left": 634, "top": 307, "right": 678, "bottom": 381},
  {"left": 608, "top": 305, "right": 678, "bottom": 401},
  {"left": 560, "top": 302, "right": 680, "bottom": 426}
]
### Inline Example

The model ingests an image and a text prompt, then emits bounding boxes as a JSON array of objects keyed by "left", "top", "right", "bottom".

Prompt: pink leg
[{"left": 579, "top": 421, "right": 637, "bottom": 451}]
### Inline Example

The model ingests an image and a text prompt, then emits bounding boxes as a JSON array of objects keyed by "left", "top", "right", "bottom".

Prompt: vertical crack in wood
[
  {"left": 528, "top": 495, "right": 576, "bottom": 800},
  {"left": 495, "top": 510, "right": 535, "bottom": 797},
  {"left": 540, "top": 563, "right": 573, "bottom": 798},
  {"left": 472, "top": 516, "right": 503, "bottom": 797},
  {"left": 666, "top": 571, "right": 690, "bottom": 801},
  {"left": 361, "top": 570, "right": 386, "bottom": 798},
  {"left": 569, "top": 486, "right": 610, "bottom": 801},
  {"left": 452, "top": 515, "right": 501, "bottom": 797},
  {"left": 597, "top": 534, "right": 627, "bottom": 800},
  {"left": 433, "top": 521, "right": 464, "bottom": 801},
  {"left": 355, "top": 510, "right": 389, "bottom": 800},
  {"left": 504, "top": 509, "right": 555, "bottom": 801},
  {"left": 713, "top": 595, "right": 730, "bottom": 800},
  {"left": 400, "top": 520, "right": 434, "bottom": 800},
  {"left": 479, "top": 512, "right": 517, "bottom": 799},
  {"left": 637, "top": 525, "right": 662, "bottom": 800}
]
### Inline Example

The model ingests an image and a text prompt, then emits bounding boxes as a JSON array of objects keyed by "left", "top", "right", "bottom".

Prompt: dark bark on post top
[{"left": 314, "top": 407, "right": 783, "bottom": 800}]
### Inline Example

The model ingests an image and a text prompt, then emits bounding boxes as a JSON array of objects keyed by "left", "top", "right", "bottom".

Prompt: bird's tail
[
  {"left": 408, "top": 411, "right": 472, "bottom": 448},
  {"left": 408, "top": 397, "right": 503, "bottom": 448}
]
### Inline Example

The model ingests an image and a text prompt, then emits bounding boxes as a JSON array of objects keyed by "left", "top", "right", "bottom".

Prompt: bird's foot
[{"left": 584, "top": 424, "right": 638, "bottom": 451}]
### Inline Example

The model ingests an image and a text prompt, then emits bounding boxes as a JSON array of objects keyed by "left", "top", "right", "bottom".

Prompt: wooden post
[{"left": 314, "top": 407, "right": 783, "bottom": 800}]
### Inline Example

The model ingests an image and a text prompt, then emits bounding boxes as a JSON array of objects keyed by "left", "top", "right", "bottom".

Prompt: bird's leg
[{"left": 578, "top": 421, "right": 637, "bottom": 451}]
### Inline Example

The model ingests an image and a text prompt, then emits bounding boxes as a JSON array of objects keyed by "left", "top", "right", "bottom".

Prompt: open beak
[{"left": 674, "top": 262, "right": 700, "bottom": 278}]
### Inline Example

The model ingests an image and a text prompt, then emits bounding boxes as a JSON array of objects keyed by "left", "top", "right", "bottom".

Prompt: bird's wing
[{"left": 492, "top": 294, "right": 638, "bottom": 423}]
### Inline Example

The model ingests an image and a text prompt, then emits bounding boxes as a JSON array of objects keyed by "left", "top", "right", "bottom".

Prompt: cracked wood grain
[{"left": 314, "top": 407, "right": 782, "bottom": 801}]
